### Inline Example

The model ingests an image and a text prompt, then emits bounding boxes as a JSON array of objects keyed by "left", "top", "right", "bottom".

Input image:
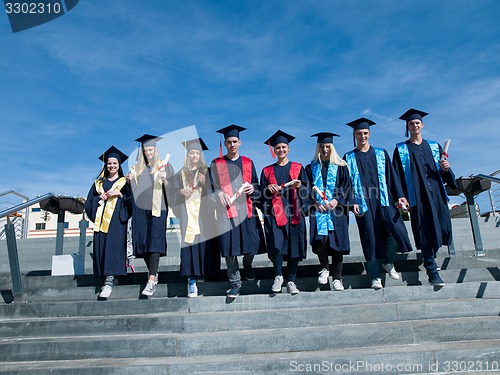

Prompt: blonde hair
[
  {"left": 312, "top": 143, "right": 347, "bottom": 166},
  {"left": 135, "top": 146, "right": 161, "bottom": 176}
]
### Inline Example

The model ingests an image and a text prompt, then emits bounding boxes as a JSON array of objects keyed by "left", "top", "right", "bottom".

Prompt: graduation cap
[
  {"left": 98, "top": 146, "right": 128, "bottom": 164},
  {"left": 265, "top": 130, "right": 295, "bottom": 147},
  {"left": 264, "top": 130, "right": 295, "bottom": 158},
  {"left": 400, "top": 108, "right": 428, "bottom": 136},
  {"left": 182, "top": 138, "right": 209, "bottom": 151},
  {"left": 346, "top": 118, "right": 376, "bottom": 147},
  {"left": 215, "top": 124, "right": 246, "bottom": 158},
  {"left": 135, "top": 134, "right": 163, "bottom": 147},
  {"left": 310, "top": 132, "right": 340, "bottom": 144},
  {"left": 216, "top": 124, "right": 246, "bottom": 139},
  {"left": 346, "top": 118, "right": 376, "bottom": 131},
  {"left": 399, "top": 108, "right": 428, "bottom": 122}
]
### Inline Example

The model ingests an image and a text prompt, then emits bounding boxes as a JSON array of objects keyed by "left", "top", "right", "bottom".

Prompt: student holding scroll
[
  {"left": 260, "top": 130, "right": 311, "bottom": 295},
  {"left": 210, "top": 125, "right": 266, "bottom": 298},
  {"left": 305, "top": 132, "right": 352, "bottom": 291},
  {"left": 393, "top": 109, "right": 457, "bottom": 286}
]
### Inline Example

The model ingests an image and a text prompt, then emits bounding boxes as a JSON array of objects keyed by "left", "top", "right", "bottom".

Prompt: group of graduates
[{"left": 84, "top": 108, "right": 457, "bottom": 299}]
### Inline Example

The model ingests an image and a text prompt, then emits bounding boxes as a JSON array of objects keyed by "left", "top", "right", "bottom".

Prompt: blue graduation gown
[
  {"left": 345, "top": 147, "right": 412, "bottom": 262},
  {"left": 305, "top": 161, "right": 351, "bottom": 254},
  {"left": 210, "top": 156, "right": 266, "bottom": 257},
  {"left": 84, "top": 178, "right": 132, "bottom": 276},
  {"left": 170, "top": 166, "right": 220, "bottom": 277},
  {"left": 130, "top": 163, "right": 175, "bottom": 257},
  {"left": 392, "top": 140, "right": 457, "bottom": 251},
  {"left": 259, "top": 162, "right": 310, "bottom": 260}
]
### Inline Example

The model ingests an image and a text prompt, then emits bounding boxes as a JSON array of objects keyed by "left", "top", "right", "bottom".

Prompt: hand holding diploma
[
  {"left": 439, "top": 139, "right": 451, "bottom": 171},
  {"left": 312, "top": 186, "right": 328, "bottom": 205},
  {"left": 397, "top": 197, "right": 410, "bottom": 212},
  {"left": 229, "top": 182, "right": 252, "bottom": 205},
  {"left": 281, "top": 179, "right": 301, "bottom": 189}
]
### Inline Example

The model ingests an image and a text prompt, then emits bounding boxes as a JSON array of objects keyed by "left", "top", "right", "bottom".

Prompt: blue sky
[{"left": 1, "top": 1, "right": 499, "bottom": 212}]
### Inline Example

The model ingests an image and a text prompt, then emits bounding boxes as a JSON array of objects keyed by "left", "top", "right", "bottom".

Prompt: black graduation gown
[
  {"left": 130, "top": 163, "right": 175, "bottom": 257},
  {"left": 345, "top": 147, "right": 412, "bottom": 262},
  {"left": 305, "top": 161, "right": 351, "bottom": 254},
  {"left": 259, "top": 162, "right": 310, "bottom": 260},
  {"left": 210, "top": 156, "right": 266, "bottom": 257},
  {"left": 84, "top": 178, "right": 132, "bottom": 276},
  {"left": 170, "top": 166, "right": 220, "bottom": 277},
  {"left": 392, "top": 140, "right": 457, "bottom": 251}
]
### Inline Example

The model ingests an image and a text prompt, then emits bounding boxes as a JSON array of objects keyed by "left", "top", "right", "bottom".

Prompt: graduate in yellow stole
[
  {"left": 170, "top": 138, "right": 220, "bottom": 297},
  {"left": 85, "top": 146, "right": 132, "bottom": 299},
  {"left": 127, "top": 134, "right": 174, "bottom": 297}
]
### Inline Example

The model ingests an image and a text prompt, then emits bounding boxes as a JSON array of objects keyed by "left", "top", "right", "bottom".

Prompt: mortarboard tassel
[
  {"left": 99, "top": 152, "right": 105, "bottom": 178},
  {"left": 267, "top": 140, "right": 276, "bottom": 158},
  {"left": 219, "top": 135, "right": 223, "bottom": 158}
]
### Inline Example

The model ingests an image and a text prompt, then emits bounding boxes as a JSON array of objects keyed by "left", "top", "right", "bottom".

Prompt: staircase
[{"left": 0, "top": 219, "right": 499, "bottom": 374}]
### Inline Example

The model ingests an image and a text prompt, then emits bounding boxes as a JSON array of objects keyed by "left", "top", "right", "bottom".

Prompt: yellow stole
[
  {"left": 182, "top": 168, "right": 202, "bottom": 244},
  {"left": 94, "top": 177, "right": 127, "bottom": 233},
  {"left": 130, "top": 159, "right": 166, "bottom": 217}
]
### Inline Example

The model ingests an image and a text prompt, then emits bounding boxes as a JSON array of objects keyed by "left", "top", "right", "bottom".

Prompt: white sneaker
[
  {"left": 272, "top": 275, "right": 284, "bottom": 293},
  {"left": 187, "top": 282, "right": 198, "bottom": 298},
  {"left": 141, "top": 280, "right": 157, "bottom": 296},
  {"left": 371, "top": 278, "right": 383, "bottom": 290},
  {"left": 99, "top": 285, "right": 112, "bottom": 298},
  {"left": 317, "top": 268, "right": 330, "bottom": 284},
  {"left": 287, "top": 281, "right": 299, "bottom": 295},
  {"left": 332, "top": 279, "right": 344, "bottom": 291},
  {"left": 382, "top": 263, "right": 400, "bottom": 280}
]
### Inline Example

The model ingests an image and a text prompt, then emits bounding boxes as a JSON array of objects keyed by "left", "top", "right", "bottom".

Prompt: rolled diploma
[
  {"left": 191, "top": 169, "right": 199, "bottom": 191},
  {"left": 229, "top": 181, "right": 252, "bottom": 205},
  {"left": 312, "top": 185, "right": 328, "bottom": 204},
  {"left": 440, "top": 139, "right": 451, "bottom": 161},
  {"left": 158, "top": 153, "right": 171, "bottom": 170},
  {"left": 282, "top": 179, "right": 300, "bottom": 188}
]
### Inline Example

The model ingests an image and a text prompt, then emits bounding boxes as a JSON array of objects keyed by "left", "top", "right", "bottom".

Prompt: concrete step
[
  {"left": 1, "top": 315, "right": 498, "bottom": 362},
  {"left": 1, "top": 297, "right": 498, "bottom": 339},
  {"left": 1, "top": 281, "right": 499, "bottom": 319},
  {"left": 1, "top": 339, "right": 499, "bottom": 375},
  {"left": 3, "top": 265, "right": 499, "bottom": 304}
]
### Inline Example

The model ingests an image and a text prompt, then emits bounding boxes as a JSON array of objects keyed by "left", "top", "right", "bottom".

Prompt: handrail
[
  {"left": 0, "top": 190, "right": 29, "bottom": 200},
  {"left": 475, "top": 174, "right": 500, "bottom": 184},
  {"left": 0, "top": 193, "right": 54, "bottom": 219}
]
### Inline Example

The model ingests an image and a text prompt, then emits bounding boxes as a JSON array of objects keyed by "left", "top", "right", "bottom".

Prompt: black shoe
[
  {"left": 428, "top": 271, "right": 445, "bottom": 286},
  {"left": 244, "top": 266, "right": 256, "bottom": 281}
]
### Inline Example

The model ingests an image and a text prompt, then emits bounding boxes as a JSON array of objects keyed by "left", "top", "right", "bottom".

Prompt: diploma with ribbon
[
  {"left": 440, "top": 139, "right": 451, "bottom": 161},
  {"left": 229, "top": 181, "right": 252, "bottom": 205},
  {"left": 190, "top": 169, "right": 199, "bottom": 192},
  {"left": 280, "top": 179, "right": 300, "bottom": 189},
  {"left": 312, "top": 185, "right": 328, "bottom": 205},
  {"left": 158, "top": 153, "right": 171, "bottom": 171},
  {"left": 397, "top": 203, "right": 409, "bottom": 212}
]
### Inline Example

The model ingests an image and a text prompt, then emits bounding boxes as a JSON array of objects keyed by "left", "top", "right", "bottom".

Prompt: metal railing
[
  {"left": 477, "top": 171, "right": 500, "bottom": 219},
  {"left": 0, "top": 190, "right": 30, "bottom": 239},
  {"left": 1, "top": 193, "right": 54, "bottom": 302}
]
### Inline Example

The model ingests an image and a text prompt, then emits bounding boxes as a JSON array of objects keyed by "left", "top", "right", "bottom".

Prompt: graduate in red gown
[
  {"left": 260, "top": 130, "right": 311, "bottom": 295},
  {"left": 209, "top": 125, "right": 266, "bottom": 298}
]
